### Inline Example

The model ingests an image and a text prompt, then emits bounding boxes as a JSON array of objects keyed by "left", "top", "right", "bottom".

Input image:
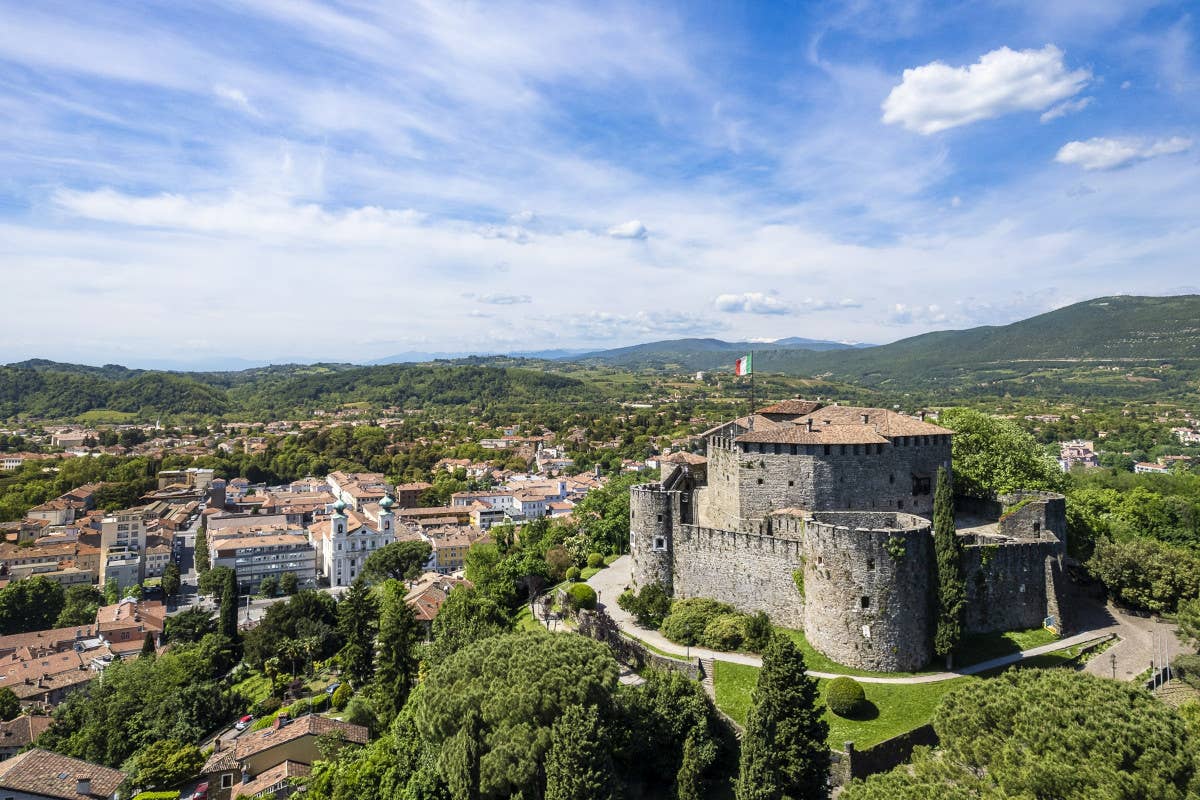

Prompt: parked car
[
  {"left": 192, "top": 782, "right": 209, "bottom": 800},
  {"left": 235, "top": 714, "right": 253, "bottom": 731},
  {"left": 325, "top": 682, "right": 341, "bottom": 696}
]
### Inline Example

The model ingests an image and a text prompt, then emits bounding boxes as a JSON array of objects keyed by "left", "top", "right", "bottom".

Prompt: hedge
[{"left": 565, "top": 583, "right": 598, "bottom": 611}]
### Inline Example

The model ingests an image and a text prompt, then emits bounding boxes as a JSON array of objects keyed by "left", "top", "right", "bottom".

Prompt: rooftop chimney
[
  {"left": 76, "top": 776, "right": 91, "bottom": 796},
  {"left": 805, "top": 419, "right": 814, "bottom": 432},
  {"left": 919, "top": 411, "right": 927, "bottom": 422},
  {"left": 860, "top": 414, "right": 869, "bottom": 424}
]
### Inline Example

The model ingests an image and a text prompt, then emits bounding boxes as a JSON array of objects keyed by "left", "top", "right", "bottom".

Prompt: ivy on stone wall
[
  {"left": 885, "top": 536, "right": 907, "bottom": 561},
  {"left": 792, "top": 568, "right": 805, "bottom": 598}
]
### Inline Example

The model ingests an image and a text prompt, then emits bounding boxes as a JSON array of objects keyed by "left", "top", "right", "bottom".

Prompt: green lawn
[
  {"left": 580, "top": 566, "right": 604, "bottom": 580},
  {"left": 774, "top": 626, "right": 1058, "bottom": 678},
  {"left": 713, "top": 660, "right": 975, "bottom": 749},
  {"left": 230, "top": 672, "right": 272, "bottom": 705},
  {"left": 515, "top": 605, "right": 544, "bottom": 632}
]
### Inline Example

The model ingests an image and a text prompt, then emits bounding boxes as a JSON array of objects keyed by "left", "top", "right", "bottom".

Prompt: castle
[{"left": 629, "top": 400, "right": 1069, "bottom": 672}]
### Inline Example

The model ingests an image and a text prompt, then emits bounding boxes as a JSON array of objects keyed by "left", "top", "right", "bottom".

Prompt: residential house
[
  {"left": 0, "top": 747, "right": 124, "bottom": 800},
  {"left": 201, "top": 715, "right": 368, "bottom": 800},
  {"left": 0, "top": 715, "right": 53, "bottom": 760},
  {"left": 405, "top": 573, "right": 472, "bottom": 636}
]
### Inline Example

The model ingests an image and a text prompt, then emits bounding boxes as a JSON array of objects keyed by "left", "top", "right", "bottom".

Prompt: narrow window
[
  {"left": 788, "top": 480, "right": 794, "bottom": 487},
  {"left": 866, "top": 558, "right": 875, "bottom": 571},
  {"left": 898, "top": 500, "right": 904, "bottom": 509},
  {"left": 657, "top": 514, "right": 662, "bottom": 522},
  {"left": 861, "top": 596, "right": 871, "bottom": 609},
  {"left": 757, "top": 478, "right": 764, "bottom": 485},
  {"left": 654, "top": 537, "right": 666, "bottom": 551}
]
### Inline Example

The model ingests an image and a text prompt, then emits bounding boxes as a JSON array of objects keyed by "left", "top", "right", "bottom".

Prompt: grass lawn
[
  {"left": 604, "top": 554, "right": 622, "bottom": 566},
  {"left": 230, "top": 672, "right": 272, "bottom": 706},
  {"left": 515, "top": 605, "right": 544, "bottom": 632},
  {"left": 580, "top": 566, "right": 603, "bottom": 580},
  {"left": 954, "top": 626, "right": 1059, "bottom": 668},
  {"left": 713, "top": 660, "right": 975, "bottom": 749}
]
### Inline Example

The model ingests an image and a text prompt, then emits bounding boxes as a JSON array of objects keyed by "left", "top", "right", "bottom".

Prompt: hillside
[{"left": 575, "top": 336, "right": 859, "bottom": 369}]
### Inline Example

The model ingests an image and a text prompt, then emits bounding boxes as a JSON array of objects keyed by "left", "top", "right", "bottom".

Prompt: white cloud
[
  {"left": 882, "top": 45, "right": 1090, "bottom": 134},
  {"left": 476, "top": 293, "right": 533, "bottom": 305},
  {"left": 213, "top": 84, "right": 257, "bottom": 115},
  {"left": 714, "top": 292, "right": 792, "bottom": 315},
  {"left": 607, "top": 219, "right": 648, "bottom": 239},
  {"left": 887, "top": 303, "right": 948, "bottom": 325},
  {"left": 1040, "top": 96, "right": 1093, "bottom": 122},
  {"left": 1054, "top": 136, "right": 1193, "bottom": 170}
]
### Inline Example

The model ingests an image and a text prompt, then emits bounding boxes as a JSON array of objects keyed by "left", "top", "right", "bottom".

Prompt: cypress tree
[
  {"left": 544, "top": 705, "right": 614, "bottom": 800},
  {"left": 373, "top": 580, "right": 419, "bottom": 725},
  {"left": 676, "top": 723, "right": 715, "bottom": 800},
  {"left": 736, "top": 634, "right": 829, "bottom": 800},
  {"left": 219, "top": 569, "right": 240, "bottom": 640},
  {"left": 337, "top": 577, "right": 379, "bottom": 689},
  {"left": 140, "top": 631, "right": 156, "bottom": 657},
  {"left": 933, "top": 466, "right": 964, "bottom": 667}
]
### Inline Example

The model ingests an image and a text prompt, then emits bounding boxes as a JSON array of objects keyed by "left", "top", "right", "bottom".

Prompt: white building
[
  {"left": 210, "top": 533, "right": 318, "bottom": 593},
  {"left": 308, "top": 498, "right": 397, "bottom": 587}
]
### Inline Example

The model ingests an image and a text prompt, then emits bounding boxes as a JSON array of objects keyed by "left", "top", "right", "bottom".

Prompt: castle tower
[
  {"left": 378, "top": 495, "right": 394, "bottom": 535},
  {"left": 630, "top": 484, "right": 673, "bottom": 591}
]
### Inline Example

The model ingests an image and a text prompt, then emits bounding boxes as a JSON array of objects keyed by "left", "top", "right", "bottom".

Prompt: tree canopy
[
  {"left": 939, "top": 408, "right": 1065, "bottom": 499},
  {"left": 842, "top": 669, "right": 1199, "bottom": 800}
]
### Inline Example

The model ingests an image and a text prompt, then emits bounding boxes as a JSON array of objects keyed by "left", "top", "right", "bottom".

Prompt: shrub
[
  {"left": 618, "top": 583, "right": 672, "bottom": 629},
  {"left": 344, "top": 696, "right": 378, "bottom": 733},
  {"left": 702, "top": 614, "right": 746, "bottom": 651},
  {"left": 1173, "top": 654, "right": 1200, "bottom": 690},
  {"left": 618, "top": 589, "right": 637, "bottom": 613},
  {"left": 660, "top": 598, "right": 735, "bottom": 646},
  {"left": 565, "top": 566, "right": 581, "bottom": 582},
  {"left": 132, "top": 792, "right": 182, "bottom": 800},
  {"left": 565, "top": 583, "right": 598, "bottom": 611},
  {"left": 310, "top": 693, "right": 330, "bottom": 712},
  {"left": 290, "top": 698, "right": 311, "bottom": 716},
  {"left": 250, "top": 696, "right": 281, "bottom": 718},
  {"left": 743, "top": 611, "right": 773, "bottom": 652},
  {"left": 331, "top": 683, "right": 352, "bottom": 711},
  {"left": 586, "top": 552, "right": 604, "bottom": 569},
  {"left": 826, "top": 677, "right": 866, "bottom": 717}
]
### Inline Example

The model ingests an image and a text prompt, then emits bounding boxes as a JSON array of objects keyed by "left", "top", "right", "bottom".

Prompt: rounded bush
[
  {"left": 565, "top": 566, "right": 581, "bottom": 582},
  {"left": 660, "top": 598, "right": 735, "bottom": 646},
  {"left": 331, "top": 683, "right": 352, "bottom": 711},
  {"left": 587, "top": 552, "right": 604, "bottom": 569},
  {"left": 826, "top": 677, "right": 866, "bottom": 717},
  {"left": 701, "top": 613, "right": 747, "bottom": 651},
  {"left": 565, "top": 582, "right": 598, "bottom": 611}
]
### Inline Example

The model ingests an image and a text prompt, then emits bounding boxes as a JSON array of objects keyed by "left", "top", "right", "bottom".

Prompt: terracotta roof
[
  {"left": 0, "top": 747, "right": 124, "bottom": 800},
  {"left": 238, "top": 760, "right": 311, "bottom": 798},
  {"left": 793, "top": 406, "right": 952, "bottom": 437},
  {"left": 204, "top": 715, "right": 368, "bottom": 773},
  {"left": 757, "top": 398, "right": 824, "bottom": 416},
  {"left": 737, "top": 425, "right": 890, "bottom": 445},
  {"left": 0, "top": 714, "right": 53, "bottom": 749},
  {"left": 659, "top": 451, "right": 707, "bottom": 465}
]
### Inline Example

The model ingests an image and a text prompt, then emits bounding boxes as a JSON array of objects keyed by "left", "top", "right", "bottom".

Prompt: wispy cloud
[
  {"left": 1054, "top": 136, "right": 1192, "bottom": 170},
  {"left": 607, "top": 220, "right": 649, "bottom": 240},
  {"left": 714, "top": 292, "right": 792, "bottom": 315}
]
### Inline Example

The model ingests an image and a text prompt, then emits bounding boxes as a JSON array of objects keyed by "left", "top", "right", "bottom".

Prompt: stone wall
[
  {"left": 803, "top": 512, "right": 935, "bottom": 672},
  {"left": 961, "top": 540, "right": 1055, "bottom": 633},
  {"left": 630, "top": 485, "right": 673, "bottom": 591},
  {"left": 700, "top": 436, "right": 951, "bottom": 529},
  {"left": 672, "top": 524, "right": 807, "bottom": 628},
  {"left": 833, "top": 724, "right": 939, "bottom": 786}
]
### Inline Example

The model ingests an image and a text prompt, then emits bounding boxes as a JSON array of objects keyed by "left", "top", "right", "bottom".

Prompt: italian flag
[{"left": 734, "top": 354, "right": 752, "bottom": 376}]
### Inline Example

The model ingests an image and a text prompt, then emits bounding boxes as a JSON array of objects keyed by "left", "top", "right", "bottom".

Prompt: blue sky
[{"left": 1, "top": 0, "right": 1197, "bottom": 366}]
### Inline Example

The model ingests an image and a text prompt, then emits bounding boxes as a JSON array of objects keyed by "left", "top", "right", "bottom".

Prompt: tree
[
  {"left": 336, "top": 578, "right": 379, "bottom": 689},
  {"left": 259, "top": 575, "right": 279, "bottom": 597},
  {"left": 280, "top": 571, "right": 299, "bottom": 595},
  {"left": 736, "top": 634, "right": 829, "bottom": 800},
  {"left": 194, "top": 527, "right": 209, "bottom": 575},
  {"left": 242, "top": 590, "right": 340, "bottom": 670},
  {"left": 1177, "top": 598, "right": 1200, "bottom": 651},
  {"left": 676, "top": 723, "right": 718, "bottom": 800},
  {"left": 0, "top": 575, "right": 66, "bottom": 635},
  {"left": 0, "top": 687, "right": 19, "bottom": 721},
  {"left": 103, "top": 577, "right": 120, "bottom": 605},
  {"left": 545, "top": 704, "right": 614, "bottom": 800},
  {"left": 938, "top": 408, "right": 1065, "bottom": 499},
  {"left": 121, "top": 739, "right": 205, "bottom": 791},
  {"left": 141, "top": 631, "right": 156, "bottom": 657},
  {"left": 414, "top": 632, "right": 620, "bottom": 800},
  {"left": 219, "top": 569, "right": 239, "bottom": 640},
  {"left": 842, "top": 669, "right": 1199, "bottom": 800},
  {"left": 933, "top": 467, "right": 964, "bottom": 667},
  {"left": 164, "top": 606, "right": 217, "bottom": 643},
  {"left": 161, "top": 563, "right": 181, "bottom": 599},
  {"left": 363, "top": 540, "right": 432, "bottom": 583},
  {"left": 373, "top": 580, "right": 420, "bottom": 725},
  {"left": 199, "top": 565, "right": 235, "bottom": 598},
  {"left": 427, "top": 585, "right": 511, "bottom": 665},
  {"left": 55, "top": 584, "right": 103, "bottom": 627}
]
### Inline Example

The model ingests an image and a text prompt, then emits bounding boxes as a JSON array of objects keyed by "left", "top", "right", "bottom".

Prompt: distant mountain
[
  {"left": 367, "top": 347, "right": 592, "bottom": 364},
  {"left": 574, "top": 336, "right": 860, "bottom": 369},
  {"left": 569, "top": 295, "right": 1200, "bottom": 398}
]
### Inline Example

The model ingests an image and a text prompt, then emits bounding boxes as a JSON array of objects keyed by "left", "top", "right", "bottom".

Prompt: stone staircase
[{"left": 699, "top": 657, "right": 716, "bottom": 699}]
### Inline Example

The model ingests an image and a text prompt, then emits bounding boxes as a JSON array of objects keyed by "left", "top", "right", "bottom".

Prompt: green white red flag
[{"left": 734, "top": 354, "right": 752, "bottom": 376}]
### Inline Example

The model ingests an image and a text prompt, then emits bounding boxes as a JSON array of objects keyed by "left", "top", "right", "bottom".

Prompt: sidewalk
[{"left": 589, "top": 555, "right": 1120, "bottom": 685}]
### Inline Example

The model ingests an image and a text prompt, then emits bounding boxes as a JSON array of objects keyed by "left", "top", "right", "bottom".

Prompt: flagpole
[{"left": 748, "top": 352, "right": 755, "bottom": 427}]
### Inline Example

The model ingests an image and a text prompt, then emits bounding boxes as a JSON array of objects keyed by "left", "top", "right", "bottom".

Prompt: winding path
[{"left": 587, "top": 556, "right": 1117, "bottom": 685}]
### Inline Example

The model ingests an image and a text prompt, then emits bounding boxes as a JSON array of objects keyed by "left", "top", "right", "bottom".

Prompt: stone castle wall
[
  {"left": 671, "top": 524, "right": 807, "bottom": 628},
  {"left": 802, "top": 512, "right": 935, "bottom": 672},
  {"left": 630, "top": 485, "right": 673, "bottom": 591},
  {"left": 961, "top": 539, "right": 1060, "bottom": 633},
  {"left": 699, "top": 435, "right": 951, "bottom": 528}
]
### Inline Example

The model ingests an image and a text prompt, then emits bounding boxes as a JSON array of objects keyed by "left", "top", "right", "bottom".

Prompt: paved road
[{"left": 589, "top": 555, "right": 1131, "bottom": 685}]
